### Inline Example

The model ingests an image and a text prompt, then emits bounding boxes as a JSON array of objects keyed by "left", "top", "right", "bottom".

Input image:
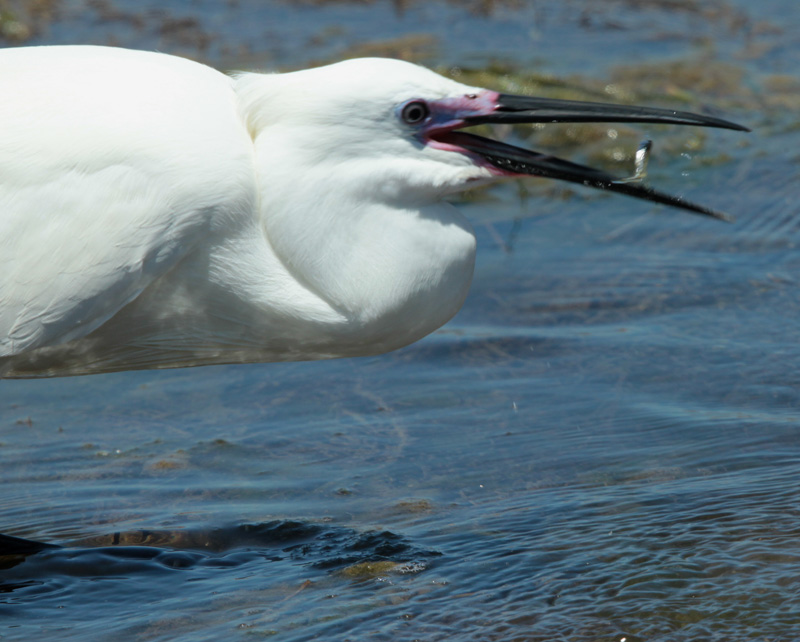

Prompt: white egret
[{"left": 0, "top": 46, "right": 747, "bottom": 378}]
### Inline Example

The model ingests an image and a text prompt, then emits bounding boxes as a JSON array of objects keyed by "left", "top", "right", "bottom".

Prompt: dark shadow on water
[
  {"left": 0, "top": 521, "right": 441, "bottom": 595},
  {"left": 0, "top": 533, "right": 59, "bottom": 559}
]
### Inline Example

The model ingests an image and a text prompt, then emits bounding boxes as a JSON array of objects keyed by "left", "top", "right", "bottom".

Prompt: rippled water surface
[{"left": 3, "top": 1, "right": 800, "bottom": 640}]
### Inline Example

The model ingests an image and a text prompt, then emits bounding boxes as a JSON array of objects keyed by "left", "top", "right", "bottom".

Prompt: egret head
[
  {"left": 237, "top": 58, "right": 492, "bottom": 201},
  {"left": 238, "top": 57, "right": 747, "bottom": 218}
]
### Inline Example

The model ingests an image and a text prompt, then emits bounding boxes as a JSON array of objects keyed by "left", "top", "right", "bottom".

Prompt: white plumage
[
  {"left": 0, "top": 46, "right": 745, "bottom": 377},
  {"left": 1, "top": 47, "right": 480, "bottom": 376}
]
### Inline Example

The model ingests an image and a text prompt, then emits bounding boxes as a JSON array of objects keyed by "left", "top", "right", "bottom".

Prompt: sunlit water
[{"left": 3, "top": 1, "right": 800, "bottom": 640}]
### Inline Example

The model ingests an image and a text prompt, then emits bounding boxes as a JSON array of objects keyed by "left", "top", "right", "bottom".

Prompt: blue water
[{"left": 3, "top": 1, "right": 800, "bottom": 640}]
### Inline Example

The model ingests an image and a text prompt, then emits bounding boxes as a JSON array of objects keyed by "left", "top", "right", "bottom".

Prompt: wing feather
[{"left": 0, "top": 46, "right": 255, "bottom": 357}]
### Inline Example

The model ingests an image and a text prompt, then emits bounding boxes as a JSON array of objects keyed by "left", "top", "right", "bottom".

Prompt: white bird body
[
  {"left": 0, "top": 46, "right": 745, "bottom": 378},
  {"left": 1, "top": 46, "right": 478, "bottom": 376}
]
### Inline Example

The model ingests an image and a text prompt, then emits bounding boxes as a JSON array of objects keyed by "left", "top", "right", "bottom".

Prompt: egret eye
[{"left": 400, "top": 100, "right": 430, "bottom": 125}]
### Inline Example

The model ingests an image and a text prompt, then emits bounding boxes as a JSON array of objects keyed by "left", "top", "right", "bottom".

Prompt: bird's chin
[{"left": 435, "top": 165, "right": 499, "bottom": 195}]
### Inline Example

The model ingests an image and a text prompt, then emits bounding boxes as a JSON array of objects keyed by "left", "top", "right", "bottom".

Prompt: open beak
[{"left": 430, "top": 92, "right": 749, "bottom": 221}]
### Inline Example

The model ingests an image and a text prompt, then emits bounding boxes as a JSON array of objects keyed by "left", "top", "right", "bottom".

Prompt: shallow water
[{"left": 3, "top": 1, "right": 800, "bottom": 640}]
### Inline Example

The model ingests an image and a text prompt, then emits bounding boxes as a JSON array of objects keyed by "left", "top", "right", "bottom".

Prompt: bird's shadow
[{"left": 0, "top": 521, "right": 441, "bottom": 595}]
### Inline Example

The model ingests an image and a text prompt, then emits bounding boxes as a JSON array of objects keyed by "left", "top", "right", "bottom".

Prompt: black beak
[
  {"left": 438, "top": 131, "right": 733, "bottom": 221},
  {"left": 467, "top": 94, "right": 750, "bottom": 132},
  {"left": 452, "top": 94, "right": 748, "bottom": 221}
]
